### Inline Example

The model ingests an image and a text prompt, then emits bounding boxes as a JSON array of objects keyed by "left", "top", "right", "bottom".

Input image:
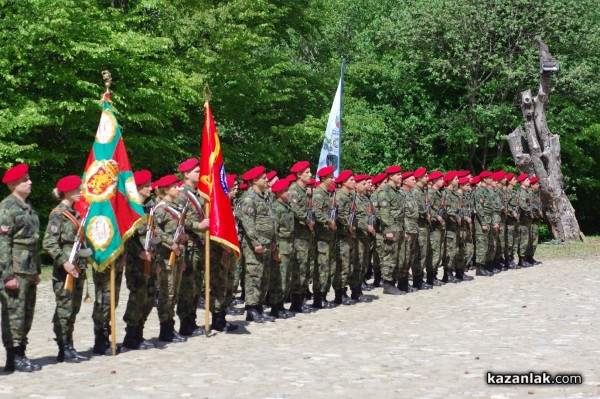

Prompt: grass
[{"left": 536, "top": 236, "right": 600, "bottom": 259}]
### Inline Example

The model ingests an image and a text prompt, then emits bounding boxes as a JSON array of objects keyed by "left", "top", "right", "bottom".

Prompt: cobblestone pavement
[{"left": 1, "top": 255, "right": 599, "bottom": 399}]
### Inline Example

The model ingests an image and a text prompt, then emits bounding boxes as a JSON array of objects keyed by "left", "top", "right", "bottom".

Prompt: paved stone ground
[{"left": 1, "top": 253, "right": 599, "bottom": 398}]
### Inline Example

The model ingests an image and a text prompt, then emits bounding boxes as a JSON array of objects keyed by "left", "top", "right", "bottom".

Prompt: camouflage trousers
[
  {"left": 372, "top": 233, "right": 383, "bottom": 276},
  {"left": 517, "top": 217, "right": 532, "bottom": 258},
  {"left": 290, "top": 233, "right": 313, "bottom": 296},
  {"left": 177, "top": 243, "right": 204, "bottom": 322},
  {"left": 210, "top": 245, "right": 237, "bottom": 313},
  {"left": 242, "top": 239, "right": 272, "bottom": 307},
  {"left": 92, "top": 259, "right": 124, "bottom": 334},
  {"left": 269, "top": 239, "right": 294, "bottom": 305},
  {"left": 350, "top": 234, "right": 370, "bottom": 289},
  {"left": 399, "top": 232, "right": 417, "bottom": 278},
  {"left": 52, "top": 270, "right": 86, "bottom": 343},
  {"left": 234, "top": 248, "right": 245, "bottom": 298},
  {"left": 443, "top": 228, "right": 459, "bottom": 271},
  {"left": 527, "top": 220, "right": 539, "bottom": 257},
  {"left": 333, "top": 235, "right": 354, "bottom": 290},
  {"left": 495, "top": 218, "right": 507, "bottom": 262},
  {"left": 123, "top": 258, "right": 157, "bottom": 328},
  {"left": 381, "top": 232, "right": 401, "bottom": 283},
  {"left": 463, "top": 223, "right": 474, "bottom": 267},
  {"left": 486, "top": 226, "right": 500, "bottom": 264},
  {"left": 505, "top": 219, "right": 518, "bottom": 261},
  {"left": 1, "top": 273, "right": 37, "bottom": 349},
  {"left": 413, "top": 221, "right": 430, "bottom": 275},
  {"left": 474, "top": 220, "right": 489, "bottom": 265},
  {"left": 313, "top": 238, "right": 335, "bottom": 293},
  {"left": 157, "top": 248, "right": 184, "bottom": 323},
  {"left": 456, "top": 226, "right": 469, "bottom": 270},
  {"left": 429, "top": 224, "right": 445, "bottom": 272}
]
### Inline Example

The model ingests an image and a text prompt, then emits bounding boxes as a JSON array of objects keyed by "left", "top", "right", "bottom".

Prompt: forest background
[{"left": 1, "top": 0, "right": 599, "bottom": 239}]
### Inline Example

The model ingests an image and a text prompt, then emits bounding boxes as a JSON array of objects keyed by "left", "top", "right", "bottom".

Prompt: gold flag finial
[
  {"left": 101, "top": 70, "right": 112, "bottom": 103},
  {"left": 203, "top": 82, "right": 212, "bottom": 103}
]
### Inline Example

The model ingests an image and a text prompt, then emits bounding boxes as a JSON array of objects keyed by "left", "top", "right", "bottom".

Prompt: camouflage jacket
[
  {"left": 490, "top": 188, "right": 503, "bottom": 224},
  {"left": 0, "top": 194, "right": 41, "bottom": 278},
  {"left": 335, "top": 189, "right": 357, "bottom": 238},
  {"left": 355, "top": 192, "right": 372, "bottom": 237},
  {"left": 288, "top": 181, "right": 312, "bottom": 237},
  {"left": 379, "top": 183, "right": 403, "bottom": 235},
  {"left": 154, "top": 199, "right": 191, "bottom": 252},
  {"left": 126, "top": 199, "right": 158, "bottom": 261},
  {"left": 428, "top": 187, "right": 445, "bottom": 228},
  {"left": 517, "top": 187, "right": 535, "bottom": 219},
  {"left": 42, "top": 202, "right": 82, "bottom": 269},
  {"left": 238, "top": 188, "right": 277, "bottom": 248},
  {"left": 273, "top": 200, "right": 294, "bottom": 255},
  {"left": 399, "top": 188, "right": 418, "bottom": 234},
  {"left": 371, "top": 189, "right": 383, "bottom": 232},
  {"left": 313, "top": 186, "right": 335, "bottom": 241},
  {"left": 506, "top": 187, "right": 520, "bottom": 221},
  {"left": 443, "top": 188, "right": 462, "bottom": 229},
  {"left": 175, "top": 183, "right": 206, "bottom": 242},
  {"left": 413, "top": 184, "right": 429, "bottom": 223},
  {"left": 532, "top": 189, "right": 542, "bottom": 219}
]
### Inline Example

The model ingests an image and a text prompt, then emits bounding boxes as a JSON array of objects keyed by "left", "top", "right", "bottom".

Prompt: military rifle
[
  {"left": 144, "top": 205, "right": 162, "bottom": 276},
  {"left": 367, "top": 198, "right": 374, "bottom": 228},
  {"left": 347, "top": 192, "right": 356, "bottom": 228},
  {"left": 168, "top": 199, "right": 190, "bottom": 268},
  {"left": 307, "top": 191, "right": 315, "bottom": 223},
  {"left": 329, "top": 189, "right": 337, "bottom": 221},
  {"left": 425, "top": 192, "right": 431, "bottom": 214},
  {"left": 65, "top": 214, "right": 92, "bottom": 292},
  {"left": 437, "top": 191, "right": 447, "bottom": 217}
]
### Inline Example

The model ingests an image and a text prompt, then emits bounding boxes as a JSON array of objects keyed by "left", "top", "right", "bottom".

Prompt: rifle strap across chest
[{"left": 51, "top": 208, "right": 80, "bottom": 230}]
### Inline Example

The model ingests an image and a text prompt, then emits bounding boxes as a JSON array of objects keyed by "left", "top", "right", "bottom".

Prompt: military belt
[{"left": 12, "top": 243, "right": 38, "bottom": 250}]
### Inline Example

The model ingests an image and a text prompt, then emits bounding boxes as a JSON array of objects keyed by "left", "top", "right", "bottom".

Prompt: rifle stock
[
  {"left": 64, "top": 214, "right": 87, "bottom": 292},
  {"left": 168, "top": 199, "right": 190, "bottom": 268}
]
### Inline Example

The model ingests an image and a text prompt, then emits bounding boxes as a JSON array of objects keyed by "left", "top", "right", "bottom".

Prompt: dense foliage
[{"left": 1, "top": 0, "right": 599, "bottom": 234}]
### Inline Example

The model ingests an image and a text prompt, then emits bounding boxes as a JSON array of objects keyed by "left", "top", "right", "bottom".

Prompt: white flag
[{"left": 317, "top": 60, "right": 345, "bottom": 177}]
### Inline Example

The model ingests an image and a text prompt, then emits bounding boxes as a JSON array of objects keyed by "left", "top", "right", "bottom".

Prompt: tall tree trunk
[{"left": 507, "top": 36, "right": 583, "bottom": 241}]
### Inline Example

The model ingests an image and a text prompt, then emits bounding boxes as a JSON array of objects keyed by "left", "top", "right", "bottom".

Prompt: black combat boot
[
  {"left": 321, "top": 292, "right": 338, "bottom": 308},
  {"left": 172, "top": 320, "right": 189, "bottom": 342},
  {"left": 179, "top": 317, "right": 203, "bottom": 337},
  {"left": 518, "top": 257, "right": 532, "bottom": 268},
  {"left": 361, "top": 281, "right": 373, "bottom": 291},
  {"left": 341, "top": 287, "right": 357, "bottom": 305},
  {"left": 135, "top": 325, "right": 155, "bottom": 350},
  {"left": 158, "top": 321, "right": 174, "bottom": 342},
  {"left": 93, "top": 329, "right": 111, "bottom": 355},
  {"left": 311, "top": 292, "right": 324, "bottom": 309},
  {"left": 257, "top": 304, "right": 276, "bottom": 322},
  {"left": 123, "top": 325, "right": 140, "bottom": 350},
  {"left": 507, "top": 256, "right": 519, "bottom": 269},
  {"left": 444, "top": 268, "right": 461, "bottom": 283},
  {"left": 350, "top": 286, "right": 372, "bottom": 303},
  {"left": 66, "top": 341, "right": 91, "bottom": 360},
  {"left": 527, "top": 256, "right": 542, "bottom": 265},
  {"left": 398, "top": 276, "right": 418, "bottom": 293},
  {"left": 4, "top": 347, "right": 32, "bottom": 373},
  {"left": 221, "top": 311, "right": 239, "bottom": 331},
  {"left": 305, "top": 287, "right": 313, "bottom": 301},
  {"left": 289, "top": 294, "right": 311, "bottom": 313},
  {"left": 434, "top": 269, "right": 446, "bottom": 285},
  {"left": 455, "top": 269, "right": 473, "bottom": 281},
  {"left": 18, "top": 345, "right": 41, "bottom": 371},
  {"left": 476, "top": 263, "right": 493, "bottom": 276},
  {"left": 57, "top": 341, "right": 80, "bottom": 363},
  {"left": 426, "top": 271, "right": 435, "bottom": 286},
  {"left": 211, "top": 311, "right": 226, "bottom": 331},
  {"left": 382, "top": 281, "right": 405, "bottom": 295},
  {"left": 226, "top": 303, "right": 244, "bottom": 316},
  {"left": 373, "top": 270, "right": 382, "bottom": 287},
  {"left": 245, "top": 305, "right": 265, "bottom": 323}
]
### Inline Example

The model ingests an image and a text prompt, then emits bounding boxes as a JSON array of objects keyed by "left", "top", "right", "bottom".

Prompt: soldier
[
  {"left": 397, "top": 171, "right": 419, "bottom": 293},
  {"left": 0, "top": 164, "right": 42, "bottom": 372},
  {"left": 287, "top": 161, "right": 316, "bottom": 313},
  {"left": 350, "top": 174, "right": 374, "bottom": 302},
  {"left": 473, "top": 171, "right": 499, "bottom": 276},
  {"left": 411, "top": 168, "right": 432, "bottom": 290},
  {"left": 426, "top": 171, "right": 446, "bottom": 285},
  {"left": 268, "top": 179, "right": 296, "bottom": 319},
  {"left": 487, "top": 172, "right": 504, "bottom": 273},
  {"left": 528, "top": 177, "right": 543, "bottom": 265},
  {"left": 332, "top": 170, "right": 357, "bottom": 305},
  {"left": 154, "top": 175, "right": 193, "bottom": 342},
  {"left": 233, "top": 178, "right": 248, "bottom": 306},
  {"left": 238, "top": 166, "right": 277, "bottom": 322},
  {"left": 369, "top": 173, "right": 387, "bottom": 287},
  {"left": 516, "top": 174, "right": 534, "bottom": 267},
  {"left": 379, "top": 165, "right": 405, "bottom": 295},
  {"left": 493, "top": 171, "right": 508, "bottom": 271},
  {"left": 43, "top": 175, "right": 91, "bottom": 363},
  {"left": 174, "top": 158, "right": 209, "bottom": 337},
  {"left": 120, "top": 170, "right": 158, "bottom": 350},
  {"left": 224, "top": 174, "right": 245, "bottom": 318},
  {"left": 266, "top": 171, "right": 278, "bottom": 204},
  {"left": 455, "top": 177, "right": 475, "bottom": 281},
  {"left": 440, "top": 172, "right": 462, "bottom": 283},
  {"left": 504, "top": 173, "right": 520, "bottom": 269}
]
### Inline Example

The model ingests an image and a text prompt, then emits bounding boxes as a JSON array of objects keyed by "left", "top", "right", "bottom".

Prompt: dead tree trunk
[{"left": 507, "top": 36, "right": 582, "bottom": 241}]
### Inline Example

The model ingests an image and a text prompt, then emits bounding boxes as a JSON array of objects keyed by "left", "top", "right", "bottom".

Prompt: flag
[
  {"left": 75, "top": 90, "right": 146, "bottom": 271},
  {"left": 317, "top": 59, "right": 346, "bottom": 177},
  {"left": 198, "top": 101, "right": 241, "bottom": 257}
]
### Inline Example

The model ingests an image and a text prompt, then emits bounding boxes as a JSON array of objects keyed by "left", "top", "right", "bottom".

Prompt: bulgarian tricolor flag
[
  {"left": 198, "top": 100, "right": 240, "bottom": 257},
  {"left": 75, "top": 86, "right": 146, "bottom": 271}
]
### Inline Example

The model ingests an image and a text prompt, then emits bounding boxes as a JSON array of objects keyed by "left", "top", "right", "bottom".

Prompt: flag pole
[
  {"left": 110, "top": 262, "right": 117, "bottom": 356},
  {"left": 204, "top": 203, "right": 211, "bottom": 337}
]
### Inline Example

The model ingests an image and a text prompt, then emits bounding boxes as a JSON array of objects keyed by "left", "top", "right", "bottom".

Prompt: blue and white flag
[{"left": 317, "top": 59, "right": 345, "bottom": 177}]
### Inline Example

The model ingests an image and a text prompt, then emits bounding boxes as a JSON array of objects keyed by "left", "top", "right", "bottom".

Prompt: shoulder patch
[
  {"left": 380, "top": 200, "right": 389, "bottom": 208},
  {"left": 50, "top": 224, "right": 59, "bottom": 233},
  {"left": 291, "top": 198, "right": 297, "bottom": 204}
]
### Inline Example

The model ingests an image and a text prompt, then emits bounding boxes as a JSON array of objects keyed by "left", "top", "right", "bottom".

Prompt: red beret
[
  {"left": 2, "top": 163, "right": 29, "bottom": 184},
  {"left": 239, "top": 182, "right": 248, "bottom": 190},
  {"left": 443, "top": 171, "right": 457, "bottom": 182},
  {"left": 428, "top": 170, "right": 443, "bottom": 181},
  {"left": 335, "top": 170, "right": 353, "bottom": 184},
  {"left": 241, "top": 166, "right": 266, "bottom": 181},
  {"left": 458, "top": 177, "right": 470, "bottom": 185},
  {"left": 272, "top": 179, "right": 290, "bottom": 194},
  {"left": 328, "top": 184, "right": 335, "bottom": 193},
  {"left": 266, "top": 171, "right": 278, "bottom": 181},
  {"left": 290, "top": 161, "right": 310, "bottom": 174},
  {"left": 317, "top": 165, "right": 335, "bottom": 177},
  {"left": 157, "top": 174, "right": 179, "bottom": 188},
  {"left": 505, "top": 173, "right": 515, "bottom": 181},
  {"left": 492, "top": 171, "right": 506, "bottom": 181},
  {"left": 402, "top": 171, "right": 414, "bottom": 179},
  {"left": 530, "top": 177, "right": 539, "bottom": 184},
  {"left": 516, "top": 173, "right": 529, "bottom": 183},
  {"left": 307, "top": 178, "right": 316, "bottom": 186},
  {"left": 226, "top": 174, "right": 237, "bottom": 189},
  {"left": 133, "top": 170, "right": 152, "bottom": 186},
  {"left": 285, "top": 173, "right": 297, "bottom": 182},
  {"left": 177, "top": 158, "right": 199, "bottom": 173},
  {"left": 479, "top": 171, "right": 492, "bottom": 179},
  {"left": 385, "top": 165, "right": 402, "bottom": 175},
  {"left": 457, "top": 170, "right": 470, "bottom": 177},
  {"left": 56, "top": 175, "right": 82, "bottom": 192},
  {"left": 150, "top": 180, "right": 159, "bottom": 190},
  {"left": 471, "top": 176, "right": 481, "bottom": 184},
  {"left": 371, "top": 173, "right": 387, "bottom": 185},
  {"left": 354, "top": 174, "right": 368, "bottom": 182},
  {"left": 413, "top": 167, "right": 427, "bottom": 178},
  {"left": 177, "top": 181, "right": 184, "bottom": 188}
]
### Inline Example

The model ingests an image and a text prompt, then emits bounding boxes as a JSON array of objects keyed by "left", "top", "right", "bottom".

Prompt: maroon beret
[
  {"left": 241, "top": 166, "right": 266, "bottom": 181},
  {"left": 458, "top": 170, "right": 470, "bottom": 177},
  {"left": 516, "top": 173, "right": 529, "bottom": 183},
  {"left": 56, "top": 175, "right": 82, "bottom": 192},
  {"left": 266, "top": 171, "right": 278, "bottom": 181},
  {"left": 413, "top": 167, "right": 427, "bottom": 179},
  {"left": 335, "top": 170, "right": 353, "bottom": 184},
  {"left": 471, "top": 176, "right": 481, "bottom": 185},
  {"left": 226, "top": 174, "right": 237, "bottom": 189},
  {"left": 290, "top": 161, "right": 310, "bottom": 174},
  {"left": 479, "top": 171, "right": 492, "bottom": 179},
  {"left": 385, "top": 165, "right": 402, "bottom": 175},
  {"left": 458, "top": 177, "right": 470, "bottom": 185},
  {"left": 177, "top": 158, "right": 199, "bottom": 173},
  {"left": 150, "top": 180, "right": 160, "bottom": 190},
  {"left": 492, "top": 170, "right": 506, "bottom": 181},
  {"left": 2, "top": 163, "right": 29, "bottom": 184},
  {"left": 371, "top": 173, "right": 386, "bottom": 185},
  {"left": 239, "top": 182, "right": 248, "bottom": 190},
  {"left": 272, "top": 179, "right": 290, "bottom": 194},
  {"left": 354, "top": 174, "right": 368, "bottom": 182},
  {"left": 133, "top": 170, "right": 152, "bottom": 186},
  {"left": 402, "top": 171, "right": 414, "bottom": 179},
  {"left": 428, "top": 170, "right": 443, "bottom": 181},
  {"left": 530, "top": 177, "right": 539, "bottom": 184},
  {"left": 443, "top": 171, "right": 457, "bottom": 182},
  {"left": 285, "top": 173, "right": 297, "bottom": 182},
  {"left": 505, "top": 173, "right": 515, "bottom": 181},
  {"left": 317, "top": 165, "right": 335, "bottom": 178},
  {"left": 157, "top": 174, "right": 179, "bottom": 188}
]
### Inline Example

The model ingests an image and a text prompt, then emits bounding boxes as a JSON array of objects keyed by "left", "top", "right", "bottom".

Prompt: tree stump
[{"left": 507, "top": 36, "right": 582, "bottom": 241}]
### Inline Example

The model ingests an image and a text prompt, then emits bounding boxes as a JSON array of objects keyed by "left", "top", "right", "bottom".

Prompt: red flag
[{"left": 198, "top": 101, "right": 240, "bottom": 257}]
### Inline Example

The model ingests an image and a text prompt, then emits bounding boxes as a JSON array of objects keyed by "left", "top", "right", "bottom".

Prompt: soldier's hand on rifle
[
  {"left": 457, "top": 217, "right": 462, "bottom": 226},
  {"left": 404, "top": 232, "right": 408, "bottom": 241},
  {"left": 539, "top": 210, "right": 543, "bottom": 218},
  {"left": 482, "top": 225, "right": 489, "bottom": 231},
  {"left": 367, "top": 225, "right": 375, "bottom": 235},
  {"left": 63, "top": 261, "right": 79, "bottom": 278},
  {"left": 139, "top": 251, "right": 152, "bottom": 261},
  {"left": 273, "top": 253, "right": 282, "bottom": 262},
  {"left": 328, "top": 220, "right": 336, "bottom": 231},
  {"left": 307, "top": 220, "right": 315, "bottom": 231},
  {"left": 513, "top": 211, "right": 518, "bottom": 219},
  {"left": 385, "top": 233, "right": 394, "bottom": 241},
  {"left": 466, "top": 217, "right": 472, "bottom": 225},
  {"left": 437, "top": 215, "right": 443, "bottom": 224},
  {"left": 426, "top": 213, "right": 431, "bottom": 222},
  {"left": 493, "top": 223, "right": 500, "bottom": 230},
  {"left": 348, "top": 226, "right": 353, "bottom": 234},
  {"left": 4, "top": 278, "right": 19, "bottom": 290},
  {"left": 254, "top": 244, "right": 264, "bottom": 254},
  {"left": 170, "top": 242, "right": 181, "bottom": 256},
  {"left": 179, "top": 233, "right": 189, "bottom": 244}
]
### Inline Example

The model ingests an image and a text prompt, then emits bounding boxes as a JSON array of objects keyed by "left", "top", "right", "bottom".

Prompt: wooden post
[
  {"left": 110, "top": 263, "right": 117, "bottom": 356},
  {"left": 204, "top": 203, "right": 211, "bottom": 337}
]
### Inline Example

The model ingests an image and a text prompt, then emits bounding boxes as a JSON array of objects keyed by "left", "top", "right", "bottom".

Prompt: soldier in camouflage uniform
[
  {"left": 378, "top": 166, "right": 405, "bottom": 295},
  {"left": 528, "top": 177, "right": 543, "bottom": 265},
  {"left": 462, "top": 173, "right": 476, "bottom": 270},
  {"left": 516, "top": 174, "right": 534, "bottom": 267},
  {"left": 91, "top": 254, "right": 124, "bottom": 354},
  {"left": 174, "top": 158, "right": 209, "bottom": 337},
  {"left": 238, "top": 166, "right": 277, "bottom": 323},
  {"left": 411, "top": 168, "right": 432, "bottom": 290},
  {"left": 232, "top": 181, "right": 247, "bottom": 305},
  {"left": 287, "top": 161, "right": 316, "bottom": 313},
  {"left": 0, "top": 164, "right": 42, "bottom": 372},
  {"left": 504, "top": 173, "right": 520, "bottom": 269},
  {"left": 440, "top": 172, "right": 462, "bottom": 283},
  {"left": 455, "top": 177, "right": 475, "bottom": 281},
  {"left": 493, "top": 171, "right": 509, "bottom": 270},
  {"left": 473, "top": 172, "right": 499, "bottom": 276},
  {"left": 268, "top": 179, "right": 296, "bottom": 319},
  {"left": 370, "top": 173, "right": 387, "bottom": 287},
  {"left": 426, "top": 171, "right": 446, "bottom": 286},
  {"left": 487, "top": 173, "right": 503, "bottom": 273},
  {"left": 312, "top": 166, "right": 338, "bottom": 308},
  {"left": 397, "top": 172, "right": 419, "bottom": 293},
  {"left": 43, "top": 175, "right": 91, "bottom": 363},
  {"left": 122, "top": 170, "right": 159, "bottom": 350},
  {"left": 349, "top": 174, "right": 373, "bottom": 302},
  {"left": 333, "top": 170, "right": 358, "bottom": 305}
]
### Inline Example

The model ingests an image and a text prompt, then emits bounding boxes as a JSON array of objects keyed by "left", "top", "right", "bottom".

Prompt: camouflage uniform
[
  {"left": 91, "top": 254, "right": 124, "bottom": 352},
  {"left": 505, "top": 187, "right": 520, "bottom": 266},
  {"left": 528, "top": 190, "right": 542, "bottom": 260},
  {"left": 411, "top": 184, "right": 430, "bottom": 288},
  {"left": 442, "top": 188, "right": 462, "bottom": 282},
  {"left": 487, "top": 188, "right": 503, "bottom": 267},
  {"left": 238, "top": 189, "right": 277, "bottom": 310},
  {"left": 379, "top": 183, "right": 403, "bottom": 284},
  {"left": 398, "top": 188, "right": 418, "bottom": 291},
  {"left": 209, "top": 243, "right": 237, "bottom": 328},
  {"left": 473, "top": 185, "right": 490, "bottom": 267},
  {"left": 428, "top": 187, "right": 446, "bottom": 278},
  {"left": 233, "top": 196, "right": 245, "bottom": 301},
  {"left": 462, "top": 190, "right": 475, "bottom": 268},
  {"left": 333, "top": 190, "right": 356, "bottom": 302},
  {"left": 42, "top": 203, "right": 87, "bottom": 349},
  {"left": 517, "top": 186, "right": 534, "bottom": 261},
  {"left": 270, "top": 199, "right": 294, "bottom": 308},
  {"left": 494, "top": 187, "right": 509, "bottom": 266},
  {"left": 370, "top": 189, "right": 384, "bottom": 286},
  {"left": 312, "top": 186, "right": 336, "bottom": 298},
  {"left": 0, "top": 194, "right": 41, "bottom": 359},
  {"left": 351, "top": 192, "right": 372, "bottom": 292}
]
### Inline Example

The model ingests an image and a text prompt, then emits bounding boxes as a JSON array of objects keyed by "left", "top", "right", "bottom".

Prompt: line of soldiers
[{"left": 0, "top": 160, "right": 543, "bottom": 373}]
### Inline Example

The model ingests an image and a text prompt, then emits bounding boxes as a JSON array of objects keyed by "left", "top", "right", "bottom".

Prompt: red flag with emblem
[{"left": 197, "top": 101, "right": 240, "bottom": 257}]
